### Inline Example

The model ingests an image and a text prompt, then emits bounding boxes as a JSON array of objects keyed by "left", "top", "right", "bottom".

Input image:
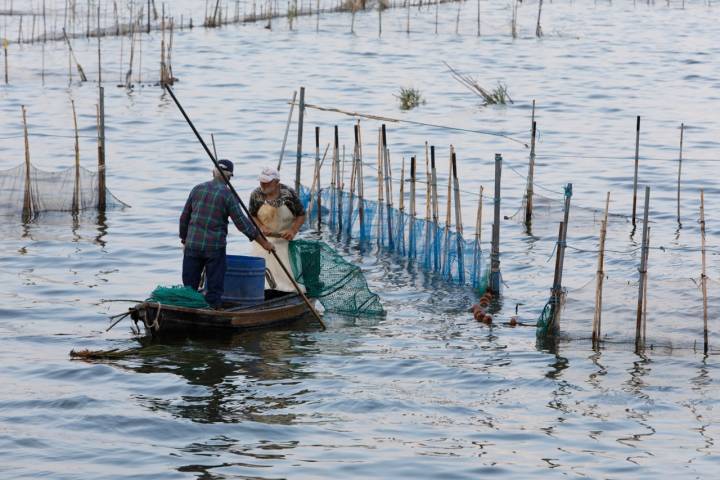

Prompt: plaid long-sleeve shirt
[{"left": 179, "top": 179, "right": 258, "bottom": 251}]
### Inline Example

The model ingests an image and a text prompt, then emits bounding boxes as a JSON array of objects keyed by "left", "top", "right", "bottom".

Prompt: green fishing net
[
  {"left": 289, "top": 239, "right": 385, "bottom": 317},
  {"left": 148, "top": 285, "right": 210, "bottom": 309}
]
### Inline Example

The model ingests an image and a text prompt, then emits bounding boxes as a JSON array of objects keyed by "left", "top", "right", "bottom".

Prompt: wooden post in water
[
  {"left": 489, "top": 153, "right": 502, "bottom": 293},
  {"left": 277, "top": 90, "right": 297, "bottom": 171},
  {"left": 3, "top": 38, "right": 8, "bottom": 84},
  {"left": 382, "top": 124, "right": 394, "bottom": 249},
  {"left": 330, "top": 125, "right": 338, "bottom": 230},
  {"left": 473, "top": 185, "right": 484, "bottom": 287},
  {"left": 636, "top": 186, "right": 650, "bottom": 351},
  {"left": 409, "top": 155, "right": 417, "bottom": 258},
  {"left": 632, "top": 116, "right": 640, "bottom": 225},
  {"left": 430, "top": 145, "right": 439, "bottom": 270},
  {"left": 21, "top": 106, "right": 32, "bottom": 221},
  {"left": 376, "top": 127, "right": 385, "bottom": 241},
  {"left": 536, "top": 0, "right": 543, "bottom": 37},
  {"left": 677, "top": 122, "right": 684, "bottom": 225},
  {"left": 452, "top": 150, "right": 464, "bottom": 283},
  {"left": 356, "top": 121, "right": 365, "bottom": 239},
  {"left": 592, "top": 192, "right": 610, "bottom": 346},
  {"left": 477, "top": 0, "right": 480, "bottom": 36},
  {"left": 71, "top": 100, "right": 81, "bottom": 214},
  {"left": 295, "top": 86, "right": 305, "bottom": 194},
  {"left": 378, "top": 0, "right": 382, "bottom": 37},
  {"left": 315, "top": 126, "right": 321, "bottom": 231},
  {"left": 399, "top": 156, "right": 406, "bottom": 254},
  {"left": 443, "top": 147, "right": 453, "bottom": 276},
  {"left": 525, "top": 120, "right": 536, "bottom": 227},
  {"left": 700, "top": 189, "right": 708, "bottom": 354},
  {"left": 98, "top": 86, "right": 107, "bottom": 212}
]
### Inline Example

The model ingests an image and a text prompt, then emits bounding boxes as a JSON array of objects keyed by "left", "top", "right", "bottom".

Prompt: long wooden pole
[
  {"left": 409, "top": 155, "right": 416, "bottom": 258},
  {"left": 636, "top": 186, "right": 650, "bottom": 350},
  {"left": 71, "top": 99, "right": 81, "bottom": 214},
  {"left": 164, "top": 85, "right": 325, "bottom": 329},
  {"left": 430, "top": 145, "right": 439, "bottom": 270},
  {"left": 490, "top": 153, "right": 502, "bottom": 292},
  {"left": 277, "top": 90, "right": 297, "bottom": 171},
  {"left": 295, "top": 86, "right": 305, "bottom": 193},
  {"left": 98, "top": 86, "right": 106, "bottom": 212},
  {"left": 677, "top": 122, "right": 684, "bottom": 225},
  {"left": 315, "top": 126, "right": 321, "bottom": 231},
  {"left": 376, "top": 127, "right": 384, "bottom": 242},
  {"left": 700, "top": 189, "right": 708, "bottom": 354},
  {"left": 592, "top": 192, "right": 610, "bottom": 346},
  {"left": 22, "top": 105, "right": 32, "bottom": 221},
  {"left": 525, "top": 120, "right": 536, "bottom": 226},
  {"left": 452, "top": 150, "right": 464, "bottom": 283},
  {"left": 632, "top": 116, "right": 640, "bottom": 225},
  {"left": 356, "top": 121, "right": 365, "bottom": 238}
]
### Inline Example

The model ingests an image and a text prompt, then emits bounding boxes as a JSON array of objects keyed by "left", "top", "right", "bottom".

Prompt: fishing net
[
  {"left": 0, "top": 163, "right": 127, "bottom": 216},
  {"left": 301, "top": 185, "right": 490, "bottom": 293},
  {"left": 288, "top": 239, "right": 385, "bottom": 317},
  {"left": 148, "top": 285, "right": 210, "bottom": 309}
]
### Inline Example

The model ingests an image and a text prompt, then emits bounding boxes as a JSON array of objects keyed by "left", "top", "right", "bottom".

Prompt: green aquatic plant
[{"left": 396, "top": 87, "right": 425, "bottom": 111}]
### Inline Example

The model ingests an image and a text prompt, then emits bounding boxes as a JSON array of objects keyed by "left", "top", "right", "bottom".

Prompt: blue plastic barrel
[{"left": 222, "top": 255, "right": 266, "bottom": 306}]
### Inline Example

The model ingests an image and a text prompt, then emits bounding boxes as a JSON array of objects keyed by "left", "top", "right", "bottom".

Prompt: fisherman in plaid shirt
[{"left": 180, "top": 159, "right": 274, "bottom": 308}]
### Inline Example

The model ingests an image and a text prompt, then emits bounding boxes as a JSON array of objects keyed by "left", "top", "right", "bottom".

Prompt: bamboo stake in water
[
  {"left": 636, "top": 186, "right": 650, "bottom": 351},
  {"left": 378, "top": 0, "right": 382, "bottom": 37},
  {"left": 535, "top": 0, "right": 543, "bottom": 37},
  {"left": 22, "top": 105, "right": 32, "bottom": 221},
  {"left": 71, "top": 99, "right": 81, "bottom": 214},
  {"left": 424, "top": 142, "right": 430, "bottom": 222},
  {"left": 442, "top": 146, "right": 453, "bottom": 275},
  {"left": 452, "top": 150, "right": 464, "bottom": 283},
  {"left": 477, "top": 0, "right": 480, "bottom": 36},
  {"left": 409, "top": 155, "right": 417, "bottom": 258},
  {"left": 330, "top": 125, "right": 338, "bottom": 230},
  {"left": 592, "top": 192, "right": 610, "bottom": 347},
  {"left": 398, "top": 156, "right": 406, "bottom": 253},
  {"left": 430, "top": 145, "right": 439, "bottom": 269},
  {"left": 295, "top": 86, "right": 305, "bottom": 193},
  {"left": 356, "top": 121, "right": 365, "bottom": 238},
  {"left": 525, "top": 120, "right": 536, "bottom": 227},
  {"left": 700, "top": 189, "right": 708, "bottom": 354},
  {"left": 316, "top": 126, "right": 321, "bottom": 231},
  {"left": 489, "top": 153, "right": 502, "bottom": 292},
  {"left": 376, "top": 127, "right": 385, "bottom": 241},
  {"left": 3, "top": 39, "right": 8, "bottom": 84},
  {"left": 97, "top": 86, "right": 106, "bottom": 212},
  {"left": 382, "top": 124, "right": 394, "bottom": 249},
  {"left": 632, "top": 115, "right": 640, "bottom": 225},
  {"left": 677, "top": 122, "right": 684, "bottom": 225},
  {"left": 473, "top": 185, "right": 483, "bottom": 287}
]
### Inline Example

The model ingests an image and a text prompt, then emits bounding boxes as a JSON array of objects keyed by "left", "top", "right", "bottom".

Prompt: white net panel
[{"left": 0, "top": 164, "right": 127, "bottom": 216}]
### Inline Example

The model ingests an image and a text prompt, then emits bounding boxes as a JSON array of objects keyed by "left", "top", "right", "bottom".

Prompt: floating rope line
[{"left": 293, "top": 102, "right": 530, "bottom": 147}]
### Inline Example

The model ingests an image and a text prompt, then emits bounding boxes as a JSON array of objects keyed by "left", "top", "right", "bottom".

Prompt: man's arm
[{"left": 179, "top": 191, "right": 194, "bottom": 243}]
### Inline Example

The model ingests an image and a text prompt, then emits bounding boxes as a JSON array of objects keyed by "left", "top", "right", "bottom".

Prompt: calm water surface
[{"left": 1, "top": 2, "right": 719, "bottom": 478}]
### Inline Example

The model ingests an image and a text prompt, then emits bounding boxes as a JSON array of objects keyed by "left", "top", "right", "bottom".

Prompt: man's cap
[
  {"left": 217, "top": 159, "right": 234, "bottom": 174},
  {"left": 259, "top": 166, "right": 280, "bottom": 183}
]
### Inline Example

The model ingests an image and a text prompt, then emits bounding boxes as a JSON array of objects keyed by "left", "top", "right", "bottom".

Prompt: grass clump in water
[{"left": 396, "top": 87, "right": 425, "bottom": 110}]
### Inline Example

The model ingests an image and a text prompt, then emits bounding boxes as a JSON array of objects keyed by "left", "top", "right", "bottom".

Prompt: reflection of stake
[{"left": 62, "top": 28, "right": 88, "bottom": 81}]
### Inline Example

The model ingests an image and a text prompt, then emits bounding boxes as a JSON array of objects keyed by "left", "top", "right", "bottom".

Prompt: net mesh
[
  {"left": 148, "top": 285, "right": 210, "bottom": 309},
  {"left": 289, "top": 239, "right": 385, "bottom": 316},
  {"left": 301, "top": 185, "right": 490, "bottom": 293},
  {"left": 0, "top": 164, "right": 127, "bottom": 216}
]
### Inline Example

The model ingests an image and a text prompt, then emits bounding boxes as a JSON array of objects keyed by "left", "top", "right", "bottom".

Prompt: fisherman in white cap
[{"left": 249, "top": 166, "right": 306, "bottom": 292}]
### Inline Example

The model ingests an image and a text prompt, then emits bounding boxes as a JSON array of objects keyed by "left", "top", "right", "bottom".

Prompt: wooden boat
[{"left": 129, "top": 291, "right": 317, "bottom": 335}]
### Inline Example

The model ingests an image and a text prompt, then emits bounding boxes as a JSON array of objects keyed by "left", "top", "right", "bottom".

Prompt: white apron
[{"left": 251, "top": 203, "right": 304, "bottom": 292}]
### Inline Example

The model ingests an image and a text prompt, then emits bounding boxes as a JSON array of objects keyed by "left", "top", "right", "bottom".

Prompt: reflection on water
[{"left": 120, "top": 329, "right": 319, "bottom": 425}]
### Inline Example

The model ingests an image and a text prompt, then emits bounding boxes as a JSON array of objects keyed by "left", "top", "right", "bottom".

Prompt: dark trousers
[{"left": 182, "top": 247, "right": 227, "bottom": 307}]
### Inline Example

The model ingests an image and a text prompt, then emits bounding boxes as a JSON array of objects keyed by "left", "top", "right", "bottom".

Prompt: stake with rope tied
[{"left": 163, "top": 84, "right": 326, "bottom": 330}]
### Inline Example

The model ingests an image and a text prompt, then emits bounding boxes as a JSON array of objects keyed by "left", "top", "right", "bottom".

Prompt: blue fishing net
[{"left": 299, "top": 184, "right": 490, "bottom": 293}]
